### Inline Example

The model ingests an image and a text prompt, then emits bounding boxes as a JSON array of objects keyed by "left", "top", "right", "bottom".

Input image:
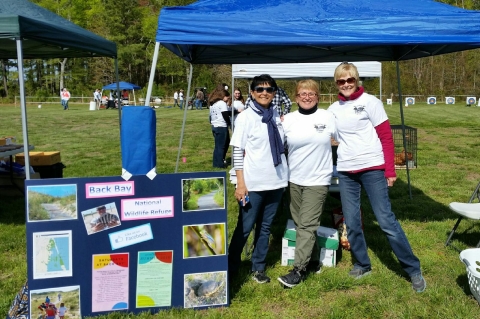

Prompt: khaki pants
[{"left": 289, "top": 182, "right": 329, "bottom": 270}]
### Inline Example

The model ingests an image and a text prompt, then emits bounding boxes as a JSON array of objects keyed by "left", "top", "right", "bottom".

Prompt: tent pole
[
  {"left": 114, "top": 58, "right": 121, "bottom": 129},
  {"left": 396, "top": 61, "right": 412, "bottom": 200},
  {"left": 175, "top": 64, "right": 193, "bottom": 173},
  {"left": 16, "top": 39, "right": 30, "bottom": 180},
  {"left": 146, "top": 42, "right": 161, "bottom": 107}
]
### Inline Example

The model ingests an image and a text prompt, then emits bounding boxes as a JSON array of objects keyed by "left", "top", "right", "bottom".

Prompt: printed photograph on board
[
  {"left": 182, "top": 177, "right": 225, "bottom": 212},
  {"left": 184, "top": 271, "right": 227, "bottom": 308},
  {"left": 81, "top": 202, "right": 121, "bottom": 235},
  {"left": 32, "top": 230, "right": 72, "bottom": 279},
  {"left": 27, "top": 184, "right": 77, "bottom": 222},
  {"left": 30, "top": 285, "right": 81, "bottom": 319},
  {"left": 183, "top": 223, "right": 226, "bottom": 258}
]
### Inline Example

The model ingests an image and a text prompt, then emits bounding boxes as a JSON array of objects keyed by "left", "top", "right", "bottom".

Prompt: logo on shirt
[
  {"left": 353, "top": 105, "right": 365, "bottom": 114},
  {"left": 314, "top": 123, "right": 326, "bottom": 132}
]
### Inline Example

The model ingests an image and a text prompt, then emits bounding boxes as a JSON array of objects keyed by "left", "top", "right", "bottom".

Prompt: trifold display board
[{"left": 25, "top": 172, "right": 228, "bottom": 318}]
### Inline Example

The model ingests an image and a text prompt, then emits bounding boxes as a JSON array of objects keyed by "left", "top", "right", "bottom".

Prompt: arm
[
  {"left": 233, "top": 146, "right": 248, "bottom": 203},
  {"left": 221, "top": 111, "right": 231, "bottom": 127},
  {"left": 375, "top": 120, "right": 397, "bottom": 185}
]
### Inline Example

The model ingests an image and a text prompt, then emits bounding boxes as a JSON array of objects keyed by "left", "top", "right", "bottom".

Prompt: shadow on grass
[{"left": 0, "top": 186, "right": 26, "bottom": 226}]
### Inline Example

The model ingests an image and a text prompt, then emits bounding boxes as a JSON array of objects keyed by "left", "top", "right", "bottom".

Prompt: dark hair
[
  {"left": 209, "top": 86, "right": 228, "bottom": 106},
  {"left": 250, "top": 74, "right": 277, "bottom": 92},
  {"left": 97, "top": 205, "right": 106, "bottom": 211},
  {"left": 234, "top": 88, "right": 245, "bottom": 104}
]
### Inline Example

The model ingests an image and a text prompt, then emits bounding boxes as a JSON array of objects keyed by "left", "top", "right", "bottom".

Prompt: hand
[
  {"left": 235, "top": 184, "right": 248, "bottom": 204},
  {"left": 280, "top": 114, "right": 285, "bottom": 122},
  {"left": 386, "top": 177, "right": 396, "bottom": 187}
]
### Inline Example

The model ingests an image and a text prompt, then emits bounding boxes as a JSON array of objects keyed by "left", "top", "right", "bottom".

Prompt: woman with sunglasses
[
  {"left": 209, "top": 86, "right": 231, "bottom": 168},
  {"left": 327, "top": 62, "right": 426, "bottom": 292},
  {"left": 228, "top": 74, "right": 288, "bottom": 284},
  {"left": 277, "top": 79, "right": 336, "bottom": 288}
]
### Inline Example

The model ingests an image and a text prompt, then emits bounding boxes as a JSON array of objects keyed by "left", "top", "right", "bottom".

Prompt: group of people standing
[
  {"left": 173, "top": 89, "right": 185, "bottom": 109},
  {"left": 226, "top": 62, "right": 426, "bottom": 293}
]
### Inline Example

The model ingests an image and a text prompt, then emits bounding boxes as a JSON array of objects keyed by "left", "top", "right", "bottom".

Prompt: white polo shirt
[{"left": 230, "top": 107, "right": 288, "bottom": 191}]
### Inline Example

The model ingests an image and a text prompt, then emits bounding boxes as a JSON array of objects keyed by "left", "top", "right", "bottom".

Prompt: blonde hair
[
  {"left": 295, "top": 79, "right": 320, "bottom": 96},
  {"left": 334, "top": 62, "right": 360, "bottom": 83}
]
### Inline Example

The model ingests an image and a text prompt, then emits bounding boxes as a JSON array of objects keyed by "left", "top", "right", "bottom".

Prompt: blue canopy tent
[
  {"left": 147, "top": 0, "right": 480, "bottom": 197},
  {"left": 0, "top": 0, "right": 118, "bottom": 180},
  {"left": 103, "top": 81, "right": 141, "bottom": 105}
]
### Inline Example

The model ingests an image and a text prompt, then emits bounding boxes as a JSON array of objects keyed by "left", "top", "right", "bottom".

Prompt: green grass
[{"left": 2, "top": 102, "right": 480, "bottom": 318}]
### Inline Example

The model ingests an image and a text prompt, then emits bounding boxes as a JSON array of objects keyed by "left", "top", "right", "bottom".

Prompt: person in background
[
  {"left": 209, "top": 87, "right": 230, "bottom": 168},
  {"left": 94, "top": 89, "right": 101, "bottom": 109},
  {"left": 58, "top": 302, "right": 67, "bottom": 319},
  {"left": 90, "top": 205, "right": 121, "bottom": 233},
  {"left": 228, "top": 74, "right": 288, "bottom": 284},
  {"left": 327, "top": 62, "right": 426, "bottom": 292},
  {"left": 45, "top": 304, "right": 56, "bottom": 319},
  {"left": 179, "top": 89, "right": 184, "bottom": 110},
  {"left": 173, "top": 90, "right": 179, "bottom": 108},
  {"left": 277, "top": 79, "right": 336, "bottom": 288},
  {"left": 195, "top": 89, "right": 204, "bottom": 110},
  {"left": 60, "top": 88, "right": 70, "bottom": 110},
  {"left": 245, "top": 86, "right": 292, "bottom": 115}
]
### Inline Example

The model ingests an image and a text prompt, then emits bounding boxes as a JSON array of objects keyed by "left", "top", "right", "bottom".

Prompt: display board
[{"left": 25, "top": 172, "right": 228, "bottom": 318}]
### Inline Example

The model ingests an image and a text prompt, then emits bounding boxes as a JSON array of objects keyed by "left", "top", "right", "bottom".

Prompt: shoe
[
  {"left": 277, "top": 267, "right": 305, "bottom": 288},
  {"left": 252, "top": 270, "right": 270, "bottom": 283},
  {"left": 349, "top": 267, "right": 372, "bottom": 279},
  {"left": 411, "top": 274, "right": 426, "bottom": 293}
]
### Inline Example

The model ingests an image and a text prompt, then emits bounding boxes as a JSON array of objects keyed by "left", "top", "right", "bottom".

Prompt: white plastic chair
[{"left": 445, "top": 181, "right": 480, "bottom": 251}]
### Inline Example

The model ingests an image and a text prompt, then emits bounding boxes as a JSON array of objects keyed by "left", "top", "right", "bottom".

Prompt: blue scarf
[{"left": 251, "top": 100, "right": 285, "bottom": 167}]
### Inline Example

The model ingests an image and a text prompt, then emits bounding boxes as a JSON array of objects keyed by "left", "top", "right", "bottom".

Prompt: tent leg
[
  {"left": 16, "top": 39, "right": 31, "bottom": 180},
  {"left": 175, "top": 64, "right": 194, "bottom": 173},
  {"left": 146, "top": 42, "right": 161, "bottom": 107},
  {"left": 396, "top": 61, "right": 412, "bottom": 200}
]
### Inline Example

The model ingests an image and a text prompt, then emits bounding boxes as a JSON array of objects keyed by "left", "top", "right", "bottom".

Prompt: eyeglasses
[
  {"left": 296, "top": 92, "right": 317, "bottom": 98},
  {"left": 336, "top": 77, "right": 356, "bottom": 85},
  {"left": 254, "top": 86, "right": 276, "bottom": 94}
]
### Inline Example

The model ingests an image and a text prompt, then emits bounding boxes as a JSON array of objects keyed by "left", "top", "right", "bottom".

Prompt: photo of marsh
[
  {"left": 184, "top": 271, "right": 227, "bottom": 309},
  {"left": 182, "top": 177, "right": 225, "bottom": 212},
  {"left": 183, "top": 223, "right": 226, "bottom": 258},
  {"left": 30, "top": 285, "right": 81, "bottom": 318},
  {"left": 27, "top": 184, "right": 77, "bottom": 222}
]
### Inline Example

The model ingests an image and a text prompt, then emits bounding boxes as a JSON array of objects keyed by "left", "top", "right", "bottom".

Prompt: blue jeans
[
  {"left": 61, "top": 99, "right": 68, "bottom": 110},
  {"left": 195, "top": 99, "right": 203, "bottom": 110},
  {"left": 228, "top": 188, "right": 284, "bottom": 272},
  {"left": 211, "top": 126, "right": 229, "bottom": 168},
  {"left": 338, "top": 170, "right": 421, "bottom": 277},
  {"left": 179, "top": 100, "right": 184, "bottom": 109}
]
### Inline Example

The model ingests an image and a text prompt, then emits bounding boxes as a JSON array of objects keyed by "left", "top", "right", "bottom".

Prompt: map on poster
[{"left": 33, "top": 230, "right": 72, "bottom": 279}]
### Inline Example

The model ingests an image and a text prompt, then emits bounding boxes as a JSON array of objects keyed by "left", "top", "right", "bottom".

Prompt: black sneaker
[
  {"left": 349, "top": 267, "right": 372, "bottom": 279},
  {"left": 277, "top": 267, "right": 305, "bottom": 288},
  {"left": 252, "top": 270, "right": 271, "bottom": 283}
]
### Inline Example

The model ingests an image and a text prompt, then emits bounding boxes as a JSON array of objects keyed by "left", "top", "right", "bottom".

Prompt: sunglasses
[
  {"left": 336, "top": 77, "right": 356, "bottom": 85},
  {"left": 254, "top": 86, "right": 276, "bottom": 94}
]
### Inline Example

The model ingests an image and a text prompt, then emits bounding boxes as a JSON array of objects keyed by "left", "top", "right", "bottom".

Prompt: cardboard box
[
  {"left": 15, "top": 151, "right": 61, "bottom": 166},
  {"left": 281, "top": 219, "right": 339, "bottom": 267},
  {"left": 0, "top": 138, "right": 6, "bottom": 146},
  {"left": 0, "top": 172, "right": 40, "bottom": 187}
]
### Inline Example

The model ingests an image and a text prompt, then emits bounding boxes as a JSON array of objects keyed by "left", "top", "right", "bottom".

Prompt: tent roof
[
  {"left": 103, "top": 82, "right": 141, "bottom": 90},
  {"left": 0, "top": 0, "right": 117, "bottom": 59},
  {"left": 232, "top": 62, "right": 381, "bottom": 80},
  {"left": 156, "top": 0, "right": 480, "bottom": 64}
]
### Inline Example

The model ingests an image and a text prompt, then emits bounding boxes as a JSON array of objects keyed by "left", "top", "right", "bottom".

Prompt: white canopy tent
[{"left": 232, "top": 61, "right": 383, "bottom": 99}]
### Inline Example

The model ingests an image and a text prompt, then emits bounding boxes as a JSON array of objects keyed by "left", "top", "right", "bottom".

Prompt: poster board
[{"left": 25, "top": 172, "right": 228, "bottom": 318}]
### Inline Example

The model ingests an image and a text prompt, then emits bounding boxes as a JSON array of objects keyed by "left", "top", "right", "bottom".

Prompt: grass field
[{"left": 1, "top": 101, "right": 480, "bottom": 318}]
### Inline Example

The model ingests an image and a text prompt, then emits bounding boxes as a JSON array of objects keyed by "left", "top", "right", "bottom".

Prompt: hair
[
  {"left": 97, "top": 205, "right": 106, "bottom": 211},
  {"left": 60, "top": 303, "right": 65, "bottom": 307},
  {"left": 334, "top": 62, "right": 360, "bottom": 83},
  {"left": 208, "top": 87, "right": 228, "bottom": 106},
  {"left": 250, "top": 74, "right": 277, "bottom": 92},
  {"left": 234, "top": 88, "right": 245, "bottom": 104},
  {"left": 296, "top": 79, "right": 320, "bottom": 96}
]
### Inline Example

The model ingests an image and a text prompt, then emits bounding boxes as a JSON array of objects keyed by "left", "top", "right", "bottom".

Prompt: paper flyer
[
  {"left": 92, "top": 253, "right": 129, "bottom": 312},
  {"left": 136, "top": 251, "right": 173, "bottom": 308}
]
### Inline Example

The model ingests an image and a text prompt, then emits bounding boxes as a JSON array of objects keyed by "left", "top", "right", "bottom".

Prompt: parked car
[{"left": 188, "top": 87, "right": 209, "bottom": 109}]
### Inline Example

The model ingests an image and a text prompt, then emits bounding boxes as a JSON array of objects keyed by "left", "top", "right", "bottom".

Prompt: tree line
[{"left": 1, "top": 0, "right": 479, "bottom": 101}]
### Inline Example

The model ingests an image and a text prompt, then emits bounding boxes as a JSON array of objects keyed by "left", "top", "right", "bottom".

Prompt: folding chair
[{"left": 445, "top": 181, "right": 480, "bottom": 251}]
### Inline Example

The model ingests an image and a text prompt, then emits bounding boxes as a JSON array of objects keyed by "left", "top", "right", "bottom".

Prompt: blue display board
[{"left": 25, "top": 172, "right": 228, "bottom": 317}]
